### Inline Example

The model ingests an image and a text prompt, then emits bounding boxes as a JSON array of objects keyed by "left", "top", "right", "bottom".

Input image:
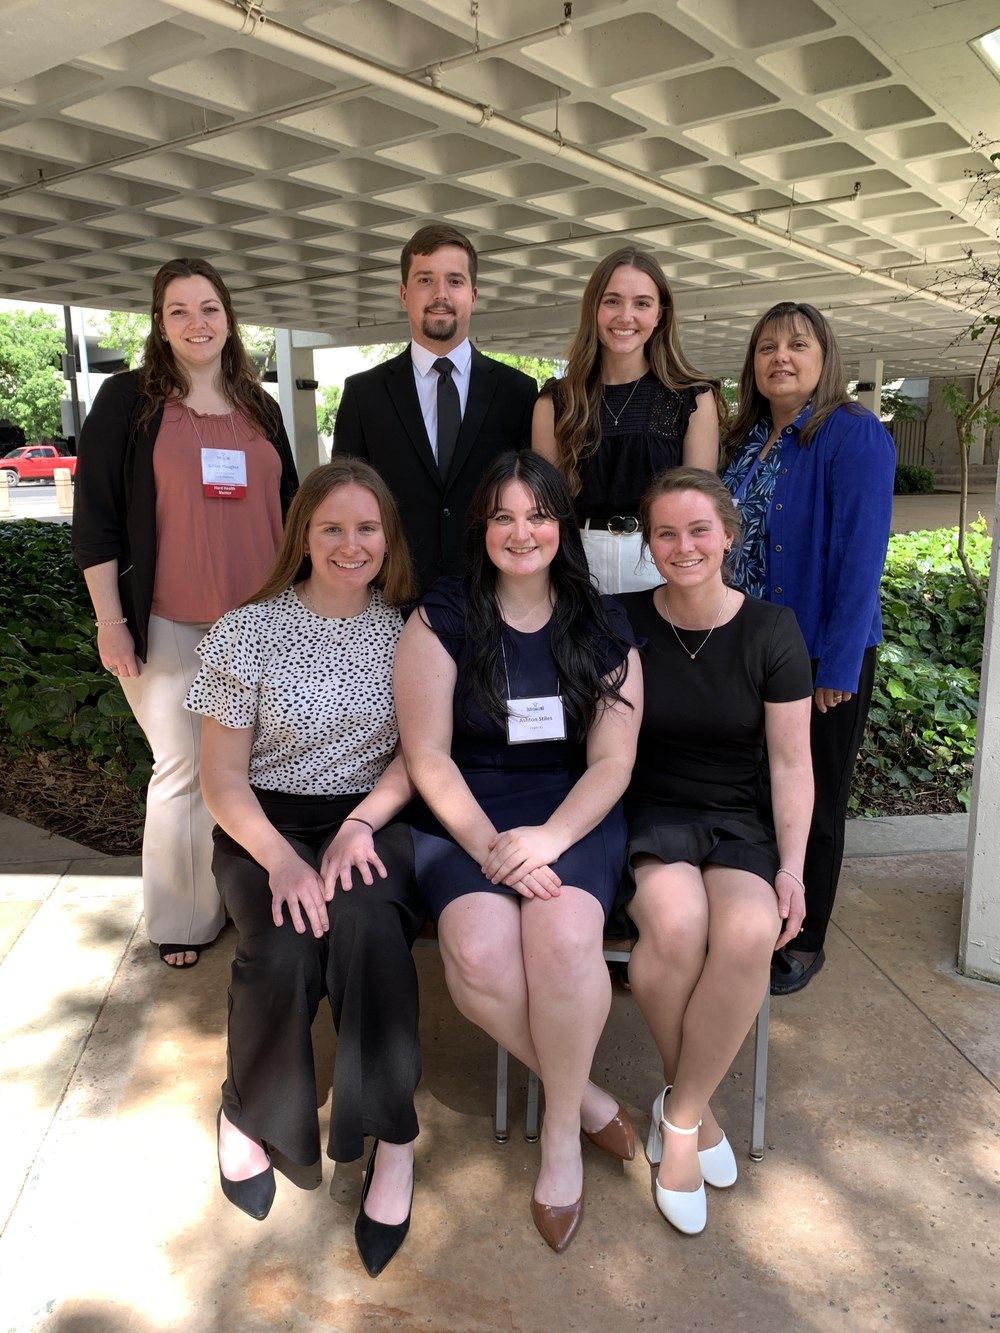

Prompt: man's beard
[{"left": 421, "top": 310, "right": 458, "bottom": 343}]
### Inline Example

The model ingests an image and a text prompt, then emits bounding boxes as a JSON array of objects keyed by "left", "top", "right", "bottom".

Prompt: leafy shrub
[
  {"left": 0, "top": 520, "right": 152, "bottom": 789},
  {"left": 0, "top": 517, "right": 991, "bottom": 833},
  {"left": 893, "top": 464, "right": 935, "bottom": 495},
  {"left": 852, "top": 521, "right": 990, "bottom": 814}
]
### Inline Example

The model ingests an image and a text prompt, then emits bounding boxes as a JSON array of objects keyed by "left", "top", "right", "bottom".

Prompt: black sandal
[{"left": 158, "top": 943, "right": 201, "bottom": 968}]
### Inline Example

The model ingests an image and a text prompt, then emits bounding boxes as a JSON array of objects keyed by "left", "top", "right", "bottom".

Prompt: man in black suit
[{"left": 333, "top": 223, "right": 538, "bottom": 592}]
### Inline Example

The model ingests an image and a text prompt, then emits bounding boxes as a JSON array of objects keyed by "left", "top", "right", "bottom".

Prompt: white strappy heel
[
  {"left": 647, "top": 1085, "right": 738, "bottom": 1188},
  {"left": 654, "top": 1113, "right": 707, "bottom": 1235}
]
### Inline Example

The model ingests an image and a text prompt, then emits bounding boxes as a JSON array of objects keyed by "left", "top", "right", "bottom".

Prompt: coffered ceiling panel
[{"left": 0, "top": 0, "right": 996, "bottom": 377}]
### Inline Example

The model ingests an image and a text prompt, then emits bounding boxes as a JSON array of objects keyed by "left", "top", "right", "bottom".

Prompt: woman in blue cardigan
[{"left": 722, "top": 302, "right": 895, "bottom": 995}]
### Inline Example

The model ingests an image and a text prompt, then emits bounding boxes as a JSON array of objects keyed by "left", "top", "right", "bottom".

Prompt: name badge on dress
[
  {"left": 506, "top": 694, "right": 567, "bottom": 745},
  {"left": 201, "top": 447, "right": 247, "bottom": 499}
]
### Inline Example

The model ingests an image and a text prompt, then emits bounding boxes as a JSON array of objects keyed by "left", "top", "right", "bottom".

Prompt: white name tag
[
  {"left": 506, "top": 694, "right": 567, "bottom": 745},
  {"left": 202, "top": 447, "right": 247, "bottom": 499}
]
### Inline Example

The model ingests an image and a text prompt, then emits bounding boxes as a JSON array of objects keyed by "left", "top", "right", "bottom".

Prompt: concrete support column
[
  {"left": 275, "top": 329, "right": 320, "bottom": 477},
  {"left": 960, "top": 480, "right": 1000, "bottom": 985},
  {"left": 855, "top": 356, "right": 884, "bottom": 416},
  {"left": 968, "top": 421, "right": 986, "bottom": 466}
]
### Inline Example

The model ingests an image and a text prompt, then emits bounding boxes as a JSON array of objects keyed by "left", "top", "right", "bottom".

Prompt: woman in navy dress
[{"left": 394, "top": 452, "right": 642, "bottom": 1253}]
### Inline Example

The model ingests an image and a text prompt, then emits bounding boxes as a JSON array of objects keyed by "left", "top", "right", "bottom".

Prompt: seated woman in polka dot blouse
[{"left": 184, "top": 458, "right": 423, "bottom": 1278}]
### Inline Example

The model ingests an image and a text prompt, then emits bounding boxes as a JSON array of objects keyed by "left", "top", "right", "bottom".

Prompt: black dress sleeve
[{"left": 763, "top": 604, "right": 814, "bottom": 702}]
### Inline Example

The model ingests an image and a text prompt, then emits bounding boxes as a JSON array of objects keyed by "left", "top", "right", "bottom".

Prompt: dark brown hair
[
  {"left": 400, "top": 223, "right": 478, "bottom": 286},
  {"left": 723, "top": 301, "right": 863, "bottom": 463},
  {"left": 136, "top": 257, "right": 276, "bottom": 435},
  {"left": 548, "top": 247, "right": 725, "bottom": 494},
  {"left": 249, "top": 458, "right": 415, "bottom": 608},
  {"left": 456, "top": 451, "right": 632, "bottom": 737}
]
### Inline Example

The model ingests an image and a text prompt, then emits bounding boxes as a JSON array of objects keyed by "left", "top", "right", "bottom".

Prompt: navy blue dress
[{"left": 410, "top": 578, "right": 634, "bottom": 923}]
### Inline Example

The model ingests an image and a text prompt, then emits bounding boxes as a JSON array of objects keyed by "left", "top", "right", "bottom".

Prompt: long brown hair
[
  {"left": 639, "top": 466, "right": 743, "bottom": 583},
  {"left": 249, "top": 459, "right": 415, "bottom": 608},
  {"left": 136, "top": 257, "right": 277, "bottom": 435},
  {"left": 723, "top": 302, "right": 864, "bottom": 464},
  {"left": 549, "top": 247, "right": 725, "bottom": 495}
]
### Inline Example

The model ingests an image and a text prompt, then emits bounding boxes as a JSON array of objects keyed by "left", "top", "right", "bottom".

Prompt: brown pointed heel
[
  {"left": 531, "top": 1189, "right": 585, "bottom": 1253},
  {"left": 583, "top": 1103, "right": 635, "bottom": 1161}
]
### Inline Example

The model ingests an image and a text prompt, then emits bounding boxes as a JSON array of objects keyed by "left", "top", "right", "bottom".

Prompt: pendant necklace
[
  {"left": 602, "top": 376, "right": 643, "bottom": 427},
  {"left": 661, "top": 586, "right": 730, "bottom": 660}
]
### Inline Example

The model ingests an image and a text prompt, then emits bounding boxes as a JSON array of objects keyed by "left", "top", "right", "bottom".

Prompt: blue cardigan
[{"left": 724, "top": 404, "right": 895, "bottom": 694}]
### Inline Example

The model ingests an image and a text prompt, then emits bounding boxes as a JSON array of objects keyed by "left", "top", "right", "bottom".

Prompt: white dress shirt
[{"left": 409, "top": 338, "right": 472, "bottom": 463}]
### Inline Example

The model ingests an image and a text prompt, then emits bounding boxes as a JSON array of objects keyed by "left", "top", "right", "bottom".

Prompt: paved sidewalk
[{"left": 0, "top": 811, "right": 996, "bottom": 1332}]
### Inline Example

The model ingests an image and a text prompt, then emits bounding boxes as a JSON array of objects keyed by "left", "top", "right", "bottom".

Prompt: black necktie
[{"left": 433, "top": 356, "right": 460, "bottom": 481}]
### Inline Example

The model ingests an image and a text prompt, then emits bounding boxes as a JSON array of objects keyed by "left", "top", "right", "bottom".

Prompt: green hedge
[
  {"left": 0, "top": 520, "right": 152, "bottom": 787},
  {"left": 893, "top": 464, "right": 935, "bottom": 495},
  {"left": 0, "top": 517, "right": 991, "bottom": 825},
  {"left": 853, "top": 520, "right": 989, "bottom": 813}
]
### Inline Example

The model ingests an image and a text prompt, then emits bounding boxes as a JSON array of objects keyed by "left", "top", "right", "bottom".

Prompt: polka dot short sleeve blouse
[{"left": 184, "top": 586, "right": 402, "bottom": 795}]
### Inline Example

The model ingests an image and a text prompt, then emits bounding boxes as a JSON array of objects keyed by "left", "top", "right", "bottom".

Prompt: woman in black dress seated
[
  {"left": 616, "top": 468, "right": 814, "bottom": 1236},
  {"left": 185, "top": 460, "right": 423, "bottom": 1277},
  {"left": 394, "top": 452, "right": 642, "bottom": 1254}
]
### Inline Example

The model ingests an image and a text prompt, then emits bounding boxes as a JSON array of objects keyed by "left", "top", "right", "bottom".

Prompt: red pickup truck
[{"left": 1, "top": 445, "right": 77, "bottom": 486}]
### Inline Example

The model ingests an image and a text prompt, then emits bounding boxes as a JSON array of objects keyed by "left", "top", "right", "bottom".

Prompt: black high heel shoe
[
  {"left": 217, "top": 1107, "right": 275, "bottom": 1221},
  {"left": 354, "top": 1140, "right": 413, "bottom": 1277}
]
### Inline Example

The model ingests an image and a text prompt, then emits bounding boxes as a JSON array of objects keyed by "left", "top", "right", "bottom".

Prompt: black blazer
[
  {"left": 72, "top": 371, "right": 298, "bottom": 661},
  {"left": 334, "top": 344, "right": 537, "bottom": 592}
]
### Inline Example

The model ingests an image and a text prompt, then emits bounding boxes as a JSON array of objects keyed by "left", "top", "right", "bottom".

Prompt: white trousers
[
  {"left": 580, "top": 526, "right": 662, "bottom": 595},
  {"left": 119, "top": 614, "right": 223, "bottom": 947}
]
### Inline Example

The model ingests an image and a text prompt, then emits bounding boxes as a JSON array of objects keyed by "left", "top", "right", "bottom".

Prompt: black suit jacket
[{"left": 333, "top": 344, "right": 537, "bottom": 592}]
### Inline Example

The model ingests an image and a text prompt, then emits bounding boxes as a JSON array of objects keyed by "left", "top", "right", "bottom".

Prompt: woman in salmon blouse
[{"left": 73, "top": 257, "right": 298, "bottom": 968}]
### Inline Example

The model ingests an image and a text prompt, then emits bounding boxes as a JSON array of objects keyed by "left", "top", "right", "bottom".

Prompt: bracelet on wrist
[
  {"left": 343, "top": 816, "right": 374, "bottom": 833},
  {"left": 95, "top": 616, "right": 128, "bottom": 627},
  {"left": 776, "top": 867, "right": 805, "bottom": 892}
]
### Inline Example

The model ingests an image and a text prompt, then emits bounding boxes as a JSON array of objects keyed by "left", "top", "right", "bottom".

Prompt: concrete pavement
[
  {"left": 0, "top": 810, "right": 996, "bottom": 1332},
  {"left": 1, "top": 487, "right": 996, "bottom": 1330}
]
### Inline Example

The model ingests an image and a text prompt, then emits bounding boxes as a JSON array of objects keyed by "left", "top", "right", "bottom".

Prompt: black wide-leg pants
[
  {"left": 799, "top": 647, "right": 877, "bottom": 952},
  {"left": 212, "top": 790, "right": 424, "bottom": 1165}
]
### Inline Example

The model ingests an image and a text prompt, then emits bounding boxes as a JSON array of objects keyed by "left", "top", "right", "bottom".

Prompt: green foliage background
[
  {"left": 0, "top": 521, "right": 152, "bottom": 789},
  {"left": 0, "top": 519, "right": 991, "bottom": 836},
  {"left": 0, "top": 310, "right": 66, "bottom": 441},
  {"left": 853, "top": 521, "right": 990, "bottom": 814},
  {"left": 316, "top": 384, "right": 342, "bottom": 436},
  {"left": 893, "top": 464, "right": 935, "bottom": 494}
]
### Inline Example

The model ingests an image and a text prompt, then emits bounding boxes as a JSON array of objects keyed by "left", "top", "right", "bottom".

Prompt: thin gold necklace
[{"left": 660, "top": 586, "right": 730, "bottom": 661}]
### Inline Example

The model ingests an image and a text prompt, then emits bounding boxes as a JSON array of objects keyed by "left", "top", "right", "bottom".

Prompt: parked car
[{"left": 0, "top": 445, "right": 77, "bottom": 486}]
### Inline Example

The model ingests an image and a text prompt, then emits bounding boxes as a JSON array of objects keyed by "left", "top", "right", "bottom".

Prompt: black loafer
[{"left": 770, "top": 947, "right": 826, "bottom": 996}]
